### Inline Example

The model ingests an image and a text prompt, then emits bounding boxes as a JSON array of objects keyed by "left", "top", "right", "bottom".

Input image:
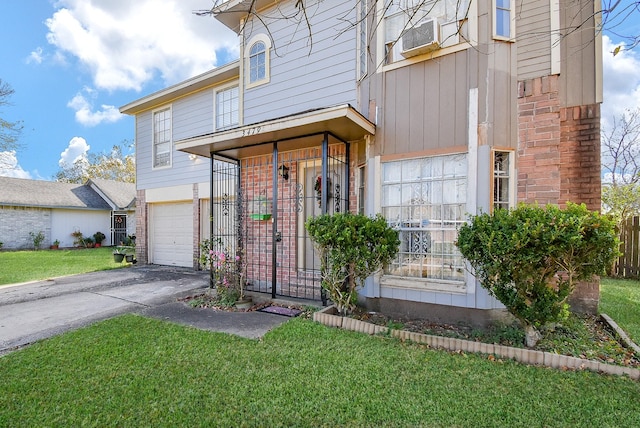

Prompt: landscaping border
[{"left": 313, "top": 306, "right": 640, "bottom": 380}]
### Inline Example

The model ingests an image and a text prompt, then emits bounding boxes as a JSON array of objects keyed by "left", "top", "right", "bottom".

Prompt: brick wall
[
  {"left": 135, "top": 189, "right": 148, "bottom": 264},
  {"left": 0, "top": 206, "right": 51, "bottom": 249},
  {"left": 517, "top": 75, "right": 602, "bottom": 313}
]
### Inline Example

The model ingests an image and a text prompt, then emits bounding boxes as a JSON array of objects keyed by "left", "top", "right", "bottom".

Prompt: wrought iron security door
[{"left": 210, "top": 134, "right": 349, "bottom": 302}]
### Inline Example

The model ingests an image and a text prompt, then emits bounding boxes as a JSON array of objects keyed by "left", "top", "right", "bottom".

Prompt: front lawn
[
  {"left": 0, "top": 247, "right": 126, "bottom": 285},
  {"left": 0, "top": 315, "right": 639, "bottom": 427}
]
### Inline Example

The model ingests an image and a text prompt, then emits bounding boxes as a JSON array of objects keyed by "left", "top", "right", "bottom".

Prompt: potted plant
[
  {"left": 50, "top": 239, "right": 60, "bottom": 250},
  {"left": 93, "top": 232, "right": 106, "bottom": 248},
  {"left": 113, "top": 246, "right": 126, "bottom": 263}
]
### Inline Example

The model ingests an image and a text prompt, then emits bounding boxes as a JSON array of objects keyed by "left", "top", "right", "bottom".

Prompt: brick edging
[{"left": 313, "top": 307, "right": 639, "bottom": 380}]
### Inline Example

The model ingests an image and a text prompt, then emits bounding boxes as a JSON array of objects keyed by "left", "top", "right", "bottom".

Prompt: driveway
[
  {"left": 0, "top": 265, "right": 209, "bottom": 355},
  {"left": 0, "top": 265, "right": 310, "bottom": 356}
]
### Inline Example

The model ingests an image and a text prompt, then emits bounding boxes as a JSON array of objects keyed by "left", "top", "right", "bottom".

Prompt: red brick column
[
  {"left": 135, "top": 189, "right": 148, "bottom": 265},
  {"left": 517, "top": 76, "right": 602, "bottom": 314},
  {"left": 517, "top": 76, "right": 561, "bottom": 204}
]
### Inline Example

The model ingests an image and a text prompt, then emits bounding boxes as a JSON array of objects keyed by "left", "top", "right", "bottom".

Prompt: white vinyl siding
[{"left": 153, "top": 107, "right": 172, "bottom": 168}]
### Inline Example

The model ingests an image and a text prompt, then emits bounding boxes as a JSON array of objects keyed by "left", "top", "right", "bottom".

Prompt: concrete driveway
[
  {"left": 0, "top": 265, "right": 208, "bottom": 355},
  {"left": 0, "top": 265, "right": 310, "bottom": 356}
]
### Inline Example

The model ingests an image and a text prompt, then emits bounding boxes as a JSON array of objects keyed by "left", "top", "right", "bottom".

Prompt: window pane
[
  {"left": 496, "top": 8, "right": 510, "bottom": 37},
  {"left": 382, "top": 153, "right": 467, "bottom": 281}
]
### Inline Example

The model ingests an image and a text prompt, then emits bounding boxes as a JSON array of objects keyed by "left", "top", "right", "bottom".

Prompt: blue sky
[
  {"left": 0, "top": 0, "right": 238, "bottom": 180},
  {"left": 0, "top": 0, "right": 639, "bottom": 181}
]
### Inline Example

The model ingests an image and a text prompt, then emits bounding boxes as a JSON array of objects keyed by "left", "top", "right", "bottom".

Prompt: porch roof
[{"left": 175, "top": 104, "right": 375, "bottom": 160}]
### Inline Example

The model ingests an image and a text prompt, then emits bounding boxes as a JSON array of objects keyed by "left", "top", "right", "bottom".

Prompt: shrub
[
  {"left": 456, "top": 203, "right": 620, "bottom": 346},
  {"left": 29, "top": 231, "right": 45, "bottom": 250},
  {"left": 199, "top": 238, "right": 244, "bottom": 305},
  {"left": 93, "top": 231, "right": 106, "bottom": 245},
  {"left": 306, "top": 213, "right": 400, "bottom": 315},
  {"left": 71, "top": 230, "right": 85, "bottom": 247}
]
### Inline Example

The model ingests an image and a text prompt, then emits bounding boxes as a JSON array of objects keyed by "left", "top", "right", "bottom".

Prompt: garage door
[{"left": 150, "top": 203, "right": 193, "bottom": 267}]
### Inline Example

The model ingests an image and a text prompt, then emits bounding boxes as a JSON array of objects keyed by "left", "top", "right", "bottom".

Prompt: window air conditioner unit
[{"left": 401, "top": 19, "right": 440, "bottom": 58}]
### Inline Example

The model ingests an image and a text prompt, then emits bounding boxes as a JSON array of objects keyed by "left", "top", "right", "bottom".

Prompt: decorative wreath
[{"left": 115, "top": 216, "right": 124, "bottom": 224}]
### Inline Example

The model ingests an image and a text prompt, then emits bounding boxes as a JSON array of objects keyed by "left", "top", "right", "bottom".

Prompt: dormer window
[{"left": 246, "top": 34, "right": 271, "bottom": 87}]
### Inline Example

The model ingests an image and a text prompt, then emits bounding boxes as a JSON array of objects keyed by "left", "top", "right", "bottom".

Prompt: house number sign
[{"left": 241, "top": 126, "right": 262, "bottom": 136}]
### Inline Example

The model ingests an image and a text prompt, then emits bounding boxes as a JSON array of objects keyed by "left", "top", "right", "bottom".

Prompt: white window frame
[
  {"left": 214, "top": 84, "right": 239, "bottom": 131},
  {"left": 245, "top": 34, "right": 271, "bottom": 88},
  {"left": 152, "top": 106, "right": 172, "bottom": 169},
  {"left": 491, "top": 149, "right": 516, "bottom": 212},
  {"left": 380, "top": 153, "right": 467, "bottom": 286},
  {"left": 493, "top": 0, "right": 515, "bottom": 41},
  {"left": 357, "top": 0, "right": 368, "bottom": 80}
]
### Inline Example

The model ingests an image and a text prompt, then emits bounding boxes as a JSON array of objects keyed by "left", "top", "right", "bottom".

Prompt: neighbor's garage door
[{"left": 150, "top": 203, "right": 193, "bottom": 267}]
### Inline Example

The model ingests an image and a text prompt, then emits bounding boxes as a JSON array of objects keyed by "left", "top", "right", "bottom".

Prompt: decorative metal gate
[{"left": 210, "top": 134, "right": 349, "bottom": 301}]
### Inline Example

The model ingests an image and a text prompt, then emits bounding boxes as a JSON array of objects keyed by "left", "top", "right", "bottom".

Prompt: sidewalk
[{"left": 0, "top": 265, "right": 307, "bottom": 356}]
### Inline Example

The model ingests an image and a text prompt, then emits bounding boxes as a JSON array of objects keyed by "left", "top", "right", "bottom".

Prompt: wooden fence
[{"left": 615, "top": 216, "right": 640, "bottom": 278}]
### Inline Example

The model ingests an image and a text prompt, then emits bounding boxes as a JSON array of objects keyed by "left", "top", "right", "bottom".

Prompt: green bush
[
  {"left": 456, "top": 203, "right": 619, "bottom": 345},
  {"left": 306, "top": 213, "right": 400, "bottom": 315}
]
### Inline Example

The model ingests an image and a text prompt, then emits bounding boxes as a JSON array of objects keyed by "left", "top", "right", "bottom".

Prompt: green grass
[
  {"left": 0, "top": 247, "right": 128, "bottom": 285},
  {"left": 601, "top": 277, "right": 640, "bottom": 343},
  {"left": 0, "top": 315, "right": 639, "bottom": 427}
]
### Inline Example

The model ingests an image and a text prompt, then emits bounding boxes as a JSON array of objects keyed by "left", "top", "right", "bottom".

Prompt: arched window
[
  {"left": 246, "top": 35, "right": 270, "bottom": 86},
  {"left": 249, "top": 42, "right": 266, "bottom": 83}
]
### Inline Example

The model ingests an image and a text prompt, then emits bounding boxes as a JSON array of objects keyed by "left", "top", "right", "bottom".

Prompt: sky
[
  {"left": 0, "top": 0, "right": 238, "bottom": 180},
  {"left": 0, "top": 1, "right": 639, "bottom": 181}
]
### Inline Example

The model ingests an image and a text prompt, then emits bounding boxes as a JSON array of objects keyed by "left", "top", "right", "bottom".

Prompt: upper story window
[
  {"left": 245, "top": 34, "right": 271, "bottom": 87},
  {"left": 382, "top": 0, "right": 470, "bottom": 65},
  {"left": 358, "top": 0, "right": 368, "bottom": 79},
  {"left": 216, "top": 85, "right": 239, "bottom": 130},
  {"left": 494, "top": 0, "right": 514, "bottom": 40},
  {"left": 153, "top": 107, "right": 171, "bottom": 168}
]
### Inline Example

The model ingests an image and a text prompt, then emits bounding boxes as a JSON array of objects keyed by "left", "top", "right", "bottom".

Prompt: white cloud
[
  {"left": 27, "top": 47, "right": 44, "bottom": 64},
  {"left": 601, "top": 35, "right": 640, "bottom": 128},
  {"left": 0, "top": 151, "right": 32, "bottom": 179},
  {"left": 59, "top": 136, "right": 90, "bottom": 167},
  {"left": 44, "top": 0, "right": 238, "bottom": 91},
  {"left": 67, "top": 88, "right": 123, "bottom": 126}
]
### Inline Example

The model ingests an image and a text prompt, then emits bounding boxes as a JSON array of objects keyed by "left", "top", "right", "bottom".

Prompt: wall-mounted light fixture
[
  {"left": 189, "top": 154, "right": 198, "bottom": 161},
  {"left": 278, "top": 164, "right": 289, "bottom": 180}
]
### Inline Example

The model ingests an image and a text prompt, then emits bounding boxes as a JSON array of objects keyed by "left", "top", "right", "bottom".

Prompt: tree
[
  {"left": 0, "top": 79, "right": 24, "bottom": 170},
  {"left": 456, "top": 203, "right": 619, "bottom": 347},
  {"left": 55, "top": 141, "right": 135, "bottom": 184},
  {"left": 601, "top": 109, "right": 640, "bottom": 225},
  {"left": 306, "top": 213, "right": 400, "bottom": 315}
]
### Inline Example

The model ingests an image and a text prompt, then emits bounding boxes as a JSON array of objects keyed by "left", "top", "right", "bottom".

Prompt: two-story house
[{"left": 120, "top": 0, "right": 602, "bottom": 326}]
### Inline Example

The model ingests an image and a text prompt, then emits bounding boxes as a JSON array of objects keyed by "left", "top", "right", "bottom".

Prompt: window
[
  {"left": 153, "top": 107, "right": 171, "bottom": 168},
  {"left": 493, "top": 150, "right": 514, "bottom": 211},
  {"left": 382, "top": 0, "right": 469, "bottom": 64},
  {"left": 216, "top": 86, "right": 239, "bottom": 130},
  {"left": 382, "top": 154, "right": 467, "bottom": 282},
  {"left": 357, "top": 166, "right": 366, "bottom": 215},
  {"left": 245, "top": 34, "right": 271, "bottom": 86},
  {"left": 357, "top": 0, "right": 368, "bottom": 79},
  {"left": 494, "top": 0, "right": 513, "bottom": 39}
]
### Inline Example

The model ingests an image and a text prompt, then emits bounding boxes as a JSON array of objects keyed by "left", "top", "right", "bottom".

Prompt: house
[
  {"left": 0, "top": 177, "right": 136, "bottom": 249},
  {"left": 120, "top": 0, "right": 602, "bottom": 325}
]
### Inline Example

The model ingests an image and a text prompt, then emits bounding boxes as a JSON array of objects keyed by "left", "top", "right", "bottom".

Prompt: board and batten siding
[
  {"left": 243, "top": 0, "right": 358, "bottom": 125},
  {"left": 516, "top": 0, "right": 552, "bottom": 80},
  {"left": 135, "top": 91, "right": 214, "bottom": 190}
]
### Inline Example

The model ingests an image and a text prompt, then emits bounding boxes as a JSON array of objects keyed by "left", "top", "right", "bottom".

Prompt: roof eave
[{"left": 119, "top": 61, "right": 240, "bottom": 115}]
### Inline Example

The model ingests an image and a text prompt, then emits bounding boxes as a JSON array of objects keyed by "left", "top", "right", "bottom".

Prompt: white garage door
[{"left": 150, "top": 203, "right": 193, "bottom": 267}]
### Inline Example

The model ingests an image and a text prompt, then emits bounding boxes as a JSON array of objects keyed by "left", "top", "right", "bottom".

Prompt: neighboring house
[
  {"left": 0, "top": 177, "right": 136, "bottom": 249},
  {"left": 120, "top": 0, "right": 602, "bottom": 325}
]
